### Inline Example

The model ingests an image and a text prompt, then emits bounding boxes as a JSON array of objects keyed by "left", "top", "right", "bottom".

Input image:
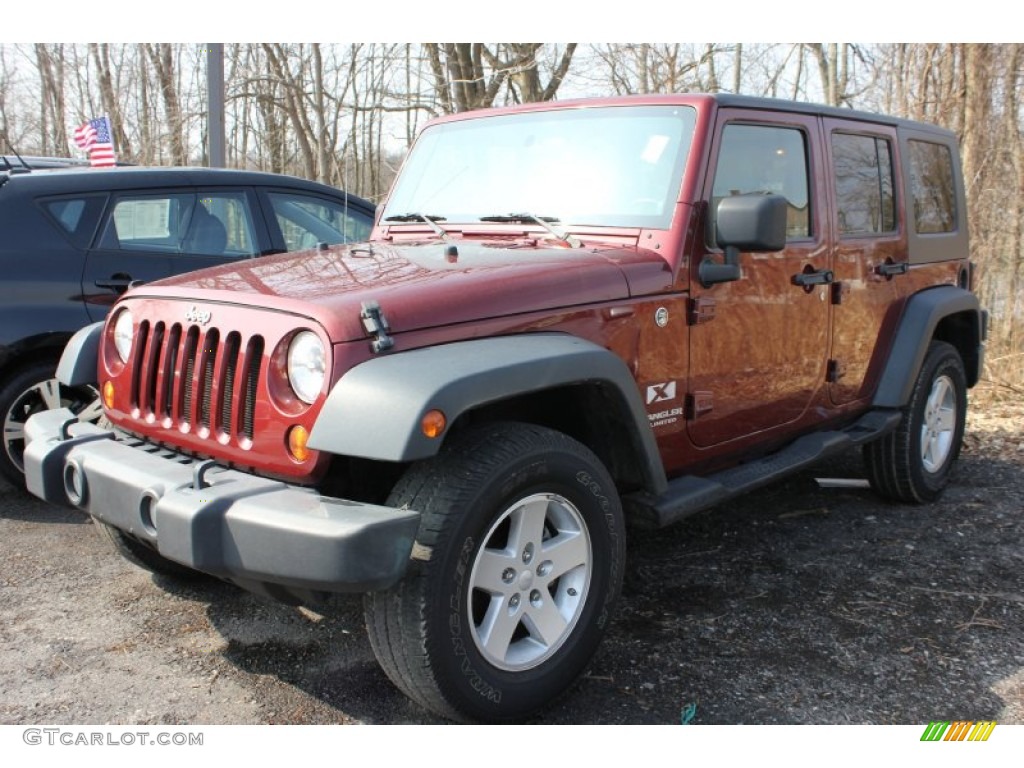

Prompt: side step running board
[{"left": 625, "top": 410, "right": 902, "bottom": 529}]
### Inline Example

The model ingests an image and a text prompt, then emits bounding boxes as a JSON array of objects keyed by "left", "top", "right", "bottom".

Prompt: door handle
[
  {"left": 94, "top": 275, "right": 144, "bottom": 293},
  {"left": 791, "top": 268, "right": 834, "bottom": 288},
  {"left": 875, "top": 261, "right": 909, "bottom": 278}
]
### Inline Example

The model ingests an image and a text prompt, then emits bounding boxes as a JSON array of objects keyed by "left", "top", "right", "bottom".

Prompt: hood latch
[{"left": 360, "top": 300, "right": 394, "bottom": 353}]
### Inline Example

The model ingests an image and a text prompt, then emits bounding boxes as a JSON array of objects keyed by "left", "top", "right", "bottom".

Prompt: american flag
[{"left": 72, "top": 116, "right": 117, "bottom": 167}]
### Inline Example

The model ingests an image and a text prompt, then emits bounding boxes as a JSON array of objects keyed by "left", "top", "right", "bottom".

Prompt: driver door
[{"left": 687, "top": 111, "right": 832, "bottom": 448}]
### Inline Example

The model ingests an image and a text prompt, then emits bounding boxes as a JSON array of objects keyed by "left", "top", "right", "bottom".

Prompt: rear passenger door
[
  {"left": 824, "top": 120, "right": 903, "bottom": 405},
  {"left": 82, "top": 189, "right": 264, "bottom": 321}
]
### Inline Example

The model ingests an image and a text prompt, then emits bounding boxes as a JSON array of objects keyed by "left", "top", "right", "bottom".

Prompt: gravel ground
[{"left": 1, "top": 393, "right": 1021, "bottom": 725}]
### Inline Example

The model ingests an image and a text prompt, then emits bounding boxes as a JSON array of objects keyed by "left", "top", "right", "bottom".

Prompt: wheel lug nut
[
  {"left": 537, "top": 560, "right": 552, "bottom": 577},
  {"left": 502, "top": 568, "right": 515, "bottom": 584},
  {"left": 530, "top": 589, "right": 542, "bottom": 607},
  {"left": 509, "top": 594, "right": 520, "bottom": 608},
  {"left": 522, "top": 542, "right": 534, "bottom": 564}
]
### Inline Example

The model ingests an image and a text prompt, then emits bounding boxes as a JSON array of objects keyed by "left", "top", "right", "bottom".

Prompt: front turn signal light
[
  {"left": 421, "top": 410, "right": 447, "bottom": 439},
  {"left": 287, "top": 425, "right": 311, "bottom": 462},
  {"left": 102, "top": 381, "right": 115, "bottom": 409}
]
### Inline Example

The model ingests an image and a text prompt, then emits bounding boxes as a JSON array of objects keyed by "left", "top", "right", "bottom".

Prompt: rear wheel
[
  {"left": 0, "top": 361, "right": 102, "bottom": 488},
  {"left": 864, "top": 341, "right": 967, "bottom": 502},
  {"left": 364, "top": 422, "right": 625, "bottom": 722}
]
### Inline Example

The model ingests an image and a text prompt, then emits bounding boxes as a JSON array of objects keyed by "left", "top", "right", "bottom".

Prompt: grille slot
[
  {"left": 241, "top": 336, "right": 264, "bottom": 440},
  {"left": 219, "top": 332, "right": 241, "bottom": 435},
  {"left": 198, "top": 329, "right": 220, "bottom": 428}
]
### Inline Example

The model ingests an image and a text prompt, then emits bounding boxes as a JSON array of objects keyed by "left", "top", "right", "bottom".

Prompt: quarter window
[
  {"left": 832, "top": 133, "right": 896, "bottom": 236},
  {"left": 908, "top": 140, "right": 957, "bottom": 234},
  {"left": 40, "top": 194, "right": 106, "bottom": 248},
  {"left": 712, "top": 124, "right": 811, "bottom": 240}
]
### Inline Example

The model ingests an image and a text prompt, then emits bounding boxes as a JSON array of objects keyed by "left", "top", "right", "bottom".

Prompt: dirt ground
[{"left": 1, "top": 389, "right": 1021, "bottom": 725}]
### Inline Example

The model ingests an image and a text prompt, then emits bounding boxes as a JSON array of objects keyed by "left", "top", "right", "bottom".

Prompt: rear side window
[
  {"left": 832, "top": 133, "right": 896, "bottom": 236},
  {"left": 100, "top": 194, "right": 193, "bottom": 252},
  {"left": 40, "top": 194, "right": 106, "bottom": 248},
  {"left": 908, "top": 140, "right": 957, "bottom": 234},
  {"left": 99, "top": 192, "right": 258, "bottom": 257},
  {"left": 711, "top": 124, "right": 811, "bottom": 240}
]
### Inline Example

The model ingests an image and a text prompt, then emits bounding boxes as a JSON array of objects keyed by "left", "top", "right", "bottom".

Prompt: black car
[{"left": 0, "top": 165, "right": 375, "bottom": 486}]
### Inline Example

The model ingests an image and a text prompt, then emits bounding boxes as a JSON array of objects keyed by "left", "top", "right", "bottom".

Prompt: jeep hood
[{"left": 132, "top": 240, "right": 674, "bottom": 343}]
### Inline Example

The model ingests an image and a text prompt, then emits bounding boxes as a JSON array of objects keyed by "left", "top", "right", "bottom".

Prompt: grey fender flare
[
  {"left": 57, "top": 322, "right": 103, "bottom": 387},
  {"left": 873, "top": 285, "right": 984, "bottom": 409},
  {"left": 308, "top": 333, "right": 668, "bottom": 494}
]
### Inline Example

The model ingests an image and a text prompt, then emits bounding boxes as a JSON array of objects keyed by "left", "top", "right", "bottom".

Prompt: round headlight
[
  {"left": 113, "top": 308, "right": 134, "bottom": 363},
  {"left": 287, "top": 331, "right": 326, "bottom": 404}
]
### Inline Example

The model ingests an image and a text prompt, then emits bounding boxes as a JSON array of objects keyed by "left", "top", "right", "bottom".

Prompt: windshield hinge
[{"left": 360, "top": 300, "right": 394, "bottom": 354}]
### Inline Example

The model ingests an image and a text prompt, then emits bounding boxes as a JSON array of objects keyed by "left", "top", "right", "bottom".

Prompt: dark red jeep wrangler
[{"left": 24, "top": 95, "right": 986, "bottom": 721}]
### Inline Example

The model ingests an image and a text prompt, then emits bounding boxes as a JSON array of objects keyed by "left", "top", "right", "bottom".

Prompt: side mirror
[{"left": 699, "top": 193, "right": 788, "bottom": 287}]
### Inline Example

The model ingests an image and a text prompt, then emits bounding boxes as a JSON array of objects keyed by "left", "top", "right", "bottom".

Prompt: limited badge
[{"left": 655, "top": 307, "right": 669, "bottom": 327}]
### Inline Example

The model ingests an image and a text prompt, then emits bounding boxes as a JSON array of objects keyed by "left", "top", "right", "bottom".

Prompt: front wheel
[
  {"left": 0, "top": 361, "right": 102, "bottom": 488},
  {"left": 864, "top": 340, "right": 968, "bottom": 502},
  {"left": 364, "top": 422, "right": 625, "bottom": 722}
]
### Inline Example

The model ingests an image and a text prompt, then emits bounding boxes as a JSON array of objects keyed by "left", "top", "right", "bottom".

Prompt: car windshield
[{"left": 383, "top": 105, "right": 697, "bottom": 230}]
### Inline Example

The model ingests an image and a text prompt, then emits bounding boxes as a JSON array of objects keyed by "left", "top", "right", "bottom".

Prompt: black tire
[
  {"left": 0, "top": 360, "right": 103, "bottom": 488},
  {"left": 864, "top": 341, "right": 967, "bottom": 503},
  {"left": 364, "top": 422, "right": 626, "bottom": 722},
  {"left": 95, "top": 519, "right": 208, "bottom": 581}
]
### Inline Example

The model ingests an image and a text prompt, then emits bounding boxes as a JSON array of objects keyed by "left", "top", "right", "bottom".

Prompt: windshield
[{"left": 383, "top": 105, "right": 697, "bottom": 230}]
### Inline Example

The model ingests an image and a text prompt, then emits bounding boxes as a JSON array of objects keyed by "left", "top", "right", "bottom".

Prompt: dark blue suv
[{"left": 0, "top": 164, "right": 375, "bottom": 486}]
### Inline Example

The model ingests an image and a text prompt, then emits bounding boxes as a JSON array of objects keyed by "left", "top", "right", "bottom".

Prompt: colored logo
[
  {"left": 920, "top": 721, "right": 996, "bottom": 742},
  {"left": 646, "top": 381, "right": 677, "bottom": 405}
]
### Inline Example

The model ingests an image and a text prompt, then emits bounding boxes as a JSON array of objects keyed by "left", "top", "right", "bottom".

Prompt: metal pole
[{"left": 207, "top": 44, "right": 226, "bottom": 168}]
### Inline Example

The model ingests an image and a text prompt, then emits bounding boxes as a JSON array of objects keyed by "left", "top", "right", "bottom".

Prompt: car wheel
[
  {"left": 364, "top": 422, "right": 625, "bottom": 722},
  {"left": 0, "top": 361, "right": 103, "bottom": 488},
  {"left": 864, "top": 341, "right": 967, "bottom": 503},
  {"left": 94, "top": 519, "right": 209, "bottom": 580}
]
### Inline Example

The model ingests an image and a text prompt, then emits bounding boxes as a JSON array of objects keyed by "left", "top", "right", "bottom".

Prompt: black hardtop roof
[
  {"left": 709, "top": 94, "right": 957, "bottom": 138},
  {"left": 443, "top": 93, "right": 958, "bottom": 142},
  {"left": 0, "top": 164, "right": 374, "bottom": 207}
]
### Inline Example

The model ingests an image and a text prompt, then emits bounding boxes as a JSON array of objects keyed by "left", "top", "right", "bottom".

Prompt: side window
[
  {"left": 99, "top": 194, "right": 194, "bottom": 253},
  {"left": 832, "top": 133, "right": 896, "bottom": 236},
  {"left": 712, "top": 124, "right": 811, "bottom": 240},
  {"left": 268, "top": 192, "right": 372, "bottom": 252},
  {"left": 908, "top": 140, "right": 957, "bottom": 234},
  {"left": 191, "top": 192, "right": 258, "bottom": 257},
  {"left": 40, "top": 194, "right": 107, "bottom": 248},
  {"left": 98, "top": 192, "right": 258, "bottom": 257}
]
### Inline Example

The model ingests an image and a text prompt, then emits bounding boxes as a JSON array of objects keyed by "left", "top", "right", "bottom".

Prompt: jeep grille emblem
[{"left": 185, "top": 305, "right": 212, "bottom": 325}]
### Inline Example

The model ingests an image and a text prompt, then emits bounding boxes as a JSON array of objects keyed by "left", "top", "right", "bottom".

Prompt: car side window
[
  {"left": 908, "top": 140, "right": 957, "bottom": 234},
  {"left": 190, "top": 193, "right": 258, "bottom": 257},
  {"left": 40, "top": 194, "right": 107, "bottom": 248},
  {"left": 99, "top": 193, "right": 194, "bottom": 253},
  {"left": 268, "top": 192, "right": 373, "bottom": 252},
  {"left": 832, "top": 133, "right": 896, "bottom": 236},
  {"left": 98, "top": 192, "right": 258, "bottom": 257},
  {"left": 711, "top": 124, "right": 811, "bottom": 240}
]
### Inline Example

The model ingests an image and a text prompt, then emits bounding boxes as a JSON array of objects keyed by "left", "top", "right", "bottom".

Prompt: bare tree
[
  {"left": 145, "top": 43, "right": 187, "bottom": 165},
  {"left": 424, "top": 43, "right": 576, "bottom": 113}
]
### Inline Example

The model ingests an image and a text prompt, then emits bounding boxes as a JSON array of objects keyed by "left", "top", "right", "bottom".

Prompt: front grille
[{"left": 131, "top": 320, "right": 264, "bottom": 441}]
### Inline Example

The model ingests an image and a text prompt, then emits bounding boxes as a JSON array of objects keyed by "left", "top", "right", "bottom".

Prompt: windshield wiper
[
  {"left": 479, "top": 213, "right": 582, "bottom": 248},
  {"left": 383, "top": 212, "right": 451, "bottom": 241}
]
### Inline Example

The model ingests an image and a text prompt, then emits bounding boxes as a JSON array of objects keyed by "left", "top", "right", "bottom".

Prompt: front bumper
[{"left": 25, "top": 408, "right": 420, "bottom": 596}]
